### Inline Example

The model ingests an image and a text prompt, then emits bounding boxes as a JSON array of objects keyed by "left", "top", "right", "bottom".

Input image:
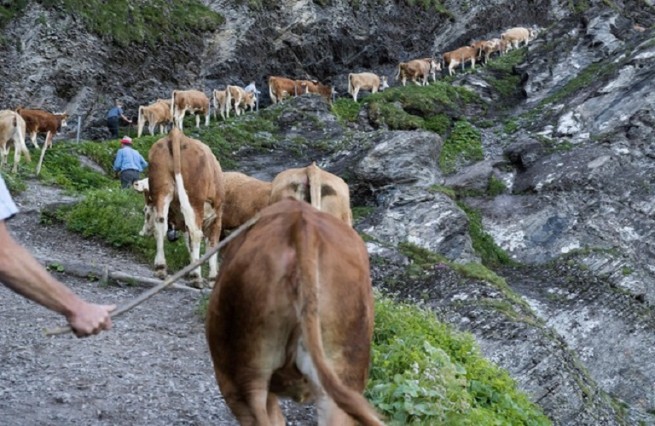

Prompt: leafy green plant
[
  {"left": 487, "top": 175, "right": 507, "bottom": 196},
  {"left": 332, "top": 98, "right": 362, "bottom": 122},
  {"left": 369, "top": 296, "right": 551, "bottom": 425}
]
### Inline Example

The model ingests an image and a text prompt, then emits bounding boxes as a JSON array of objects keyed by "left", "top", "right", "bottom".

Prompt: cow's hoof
[
  {"left": 154, "top": 266, "right": 167, "bottom": 280},
  {"left": 189, "top": 278, "right": 205, "bottom": 289}
]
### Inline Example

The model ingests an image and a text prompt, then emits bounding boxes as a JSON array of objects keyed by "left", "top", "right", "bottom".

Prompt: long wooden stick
[{"left": 44, "top": 213, "right": 260, "bottom": 336}]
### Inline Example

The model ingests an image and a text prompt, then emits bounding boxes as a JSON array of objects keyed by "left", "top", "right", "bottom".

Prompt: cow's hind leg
[
  {"left": 153, "top": 193, "right": 173, "bottom": 279},
  {"left": 195, "top": 113, "right": 201, "bottom": 129}
]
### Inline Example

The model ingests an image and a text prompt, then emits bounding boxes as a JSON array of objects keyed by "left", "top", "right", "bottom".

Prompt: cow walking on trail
[
  {"left": 16, "top": 108, "right": 69, "bottom": 175},
  {"left": 347, "top": 72, "right": 389, "bottom": 102},
  {"left": 137, "top": 99, "right": 172, "bottom": 137},
  {"left": 206, "top": 199, "right": 384, "bottom": 426},
  {"left": 141, "top": 127, "right": 224, "bottom": 287},
  {"left": 0, "top": 110, "right": 30, "bottom": 173},
  {"left": 170, "top": 89, "right": 211, "bottom": 130},
  {"left": 269, "top": 162, "right": 353, "bottom": 226}
]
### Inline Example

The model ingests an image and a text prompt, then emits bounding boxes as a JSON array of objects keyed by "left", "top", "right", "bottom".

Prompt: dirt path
[{"left": 0, "top": 179, "right": 313, "bottom": 425}]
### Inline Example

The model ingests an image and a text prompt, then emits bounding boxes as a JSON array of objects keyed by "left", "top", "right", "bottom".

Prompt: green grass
[
  {"left": 34, "top": 0, "right": 224, "bottom": 47},
  {"left": 369, "top": 296, "right": 550, "bottom": 425},
  {"left": 438, "top": 120, "right": 483, "bottom": 175},
  {"left": 332, "top": 98, "right": 362, "bottom": 122}
]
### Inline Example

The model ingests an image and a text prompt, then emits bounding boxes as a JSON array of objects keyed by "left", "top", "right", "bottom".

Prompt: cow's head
[
  {"left": 243, "top": 92, "right": 256, "bottom": 110},
  {"left": 55, "top": 112, "right": 69, "bottom": 128},
  {"left": 380, "top": 76, "right": 389, "bottom": 91},
  {"left": 133, "top": 178, "right": 155, "bottom": 237}
]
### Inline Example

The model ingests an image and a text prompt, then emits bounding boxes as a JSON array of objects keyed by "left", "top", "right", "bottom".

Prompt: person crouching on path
[{"left": 113, "top": 136, "right": 147, "bottom": 189}]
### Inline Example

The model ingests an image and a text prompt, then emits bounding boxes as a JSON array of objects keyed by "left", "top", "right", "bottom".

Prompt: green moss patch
[{"left": 438, "top": 120, "right": 483, "bottom": 175}]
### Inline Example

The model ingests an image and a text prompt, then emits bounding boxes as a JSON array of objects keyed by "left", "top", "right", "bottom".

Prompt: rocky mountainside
[{"left": 2, "top": 1, "right": 655, "bottom": 425}]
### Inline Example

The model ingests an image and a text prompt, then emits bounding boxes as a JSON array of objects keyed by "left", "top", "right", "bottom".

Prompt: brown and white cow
[
  {"left": 170, "top": 90, "right": 211, "bottom": 130},
  {"left": 16, "top": 108, "right": 68, "bottom": 149},
  {"left": 137, "top": 99, "right": 172, "bottom": 137},
  {"left": 142, "top": 127, "right": 225, "bottom": 287},
  {"left": 299, "top": 80, "right": 336, "bottom": 104},
  {"left": 443, "top": 45, "right": 478, "bottom": 76},
  {"left": 347, "top": 72, "right": 389, "bottom": 102},
  {"left": 501, "top": 26, "right": 533, "bottom": 50},
  {"left": 269, "top": 76, "right": 306, "bottom": 104},
  {"left": 16, "top": 108, "right": 68, "bottom": 175},
  {"left": 212, "top": 88, "right": 231, "bottom": 121},
  {"left": 395, "top": 58, "right": 439, "bottom": 86},
  {"left": 135, "top": 171, "right": 270, "bottom": 239},
  {"left": 206, "top": 199, "right": 383, "bottom": 426},
  {"left": 226, "top": 85, "right": 256, "bottom": 117},
  {"left": 269, "top": 162, "right": 353, "bottom": 226},
  {"left": 0, "top": 110, "right": 30, "bottom": 173}
]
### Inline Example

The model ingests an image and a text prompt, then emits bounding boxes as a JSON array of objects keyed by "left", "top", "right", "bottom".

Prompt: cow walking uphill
[
  {"left": 170, "top": 89, "right": 211, "bottom": 130},
  {"left": 347, "top": 72, "right": 389, "bottom": 102},
  {"left": 137, "top": 99, "right": 172, "bottom": 137},
  {"left": 16, "top": 108, "right": 68, "bottom": 175},
  {"left": 205, "top": 199, "right": 384, "bottom": 426},
  {"left": 270, "top": 162, "right": 353, "bottom": 226},
  {"left": 142, "top": 127, "right": 225, "bottom": 287},
  {"left": 0, "top": 110, "right": 30, "bottom": 173}
]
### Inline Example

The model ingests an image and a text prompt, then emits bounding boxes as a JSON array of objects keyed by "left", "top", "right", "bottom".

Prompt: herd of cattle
[{"left": 0, "top": 25, "right": 538, "bottom": 424}]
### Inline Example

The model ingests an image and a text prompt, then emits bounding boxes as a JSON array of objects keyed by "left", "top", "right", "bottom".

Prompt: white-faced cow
[
  {"left": 170, "top": 90, "right": 211, "bottom": 130},
  {"left": 269, "top": 162, "right": 353, "bottom": 227},
  {"left": 347, "top": 72, "right": 389, "bottom": 102},
  {"left": 226, "top": 85, "right": 256, "bottom": 117},
  {"left": 501, "top": 26, "right": 533, "bottom": 50},
  {"left": 142, "top": 127, "right": 225, "bottom": 287},
  {"left": 137, "top": 99, "right": 172, "bottom": 137},
  {"left": 16, "top": 108, "right": 68, "bottom": 175},
  {"left": 212, "top": 88, "right": 231, "bottom": 121},
  {"left": 0, "top": 110, "right": 30, "bottom": 173},
  {"left": 205, "top": 199, "right": 383, "bottom": 426}
]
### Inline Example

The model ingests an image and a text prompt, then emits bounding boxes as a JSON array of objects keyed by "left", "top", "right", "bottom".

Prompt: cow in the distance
[
  {"left": 206, "top": 199, "right": 383, "bottom": 426},
  {"left": 347, "top": 72, "right": 389, "bottom": 102},
  {"left": 16, "top": 108, "right": 68, "bottom": 149},
  {"left": 269, "top": 76, "right": 306, "bottom": 104},
  {"left": 170, "top": 90, "right": 211, "bottom": 130},
  {"left": 226, "top": 85, "right": 256, "bottom": 117},
  {"left": 0, "top": 110, "right": 30, "bottom": 173},
  {"left": 298, "top": 79, "right": 336, "bottom": 104},
  {"left": 395, "top": 58, "right": 439, "bottom": 86},
  {"left": 141, "top": 127, "right": 225, "bottom": 287},
  {"left": 137, "top": 99, "right": 172, "bottom": 137},
  {"left": 443, "top": 45, "right": 478, "bottom": 76},
  {"left": 270, "top": 162, "right": 353, "bottom": 226},
  {"left": 212, "top": 88, "right": 231, "bottom": 121},
  {"left": 501, "top": 26, "right": 534, "bottom": 50},
  {"left": 16, "top": 108, "right": 68, "bottom": 175}
]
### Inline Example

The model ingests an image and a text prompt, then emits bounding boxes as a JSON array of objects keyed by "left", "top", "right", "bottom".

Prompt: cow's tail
[
  {"left": 347, "top": 73, "right": 354, "bottom": 95},
  {"left": 307, "top": 162, "right": 322, "bottom": 211},
  {"left": 170, "top": 90, "right": 177, "bottom": 127},
  {"left": 169, "top": 128, "right": 190, "bottom": 216},
  {"left": 268, "top": 77, "right": 277, "bottom": 104},
  {"left": 137, "top": 105, "right": 145, "bottom": 137},
  {"left": 13, "top": 115, "right": 30, "bottom": 163},
  {"left": 292, "top": 214, "right": 383, "bottom": 426},
  {"left": 211, "top": 90, "right": 218, "bottom": 119},
  {"left": 394, "top": 63, "right": 402, "bottom": 81}
]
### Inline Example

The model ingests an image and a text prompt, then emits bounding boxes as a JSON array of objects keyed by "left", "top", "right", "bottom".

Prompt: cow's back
[{"left": 206, "top": 199, "right": 376, "bottom": 424}]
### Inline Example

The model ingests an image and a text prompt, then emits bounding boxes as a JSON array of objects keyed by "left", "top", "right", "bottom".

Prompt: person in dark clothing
[
  {"left": 106, "top": 100, "right": 132, "bottom": 138},
  {"left": 113, "top": 136, "right": 148, "bottom": 188}
]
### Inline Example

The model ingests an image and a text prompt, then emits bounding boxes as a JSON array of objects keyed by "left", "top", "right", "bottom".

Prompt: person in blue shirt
[
  {"left": 113, "top": 136, "right": 148, "bottom": 188},
  {"left": 0, "top": 175, "right": 114, "bottom": 337},
  {"left": 106, "top": 100, "right": 132, "bottom": 139}
]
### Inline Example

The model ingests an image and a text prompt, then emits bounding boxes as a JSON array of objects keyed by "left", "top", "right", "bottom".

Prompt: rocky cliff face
[{"left": 2, "top": 1, "right": 655, "bottom": 425}]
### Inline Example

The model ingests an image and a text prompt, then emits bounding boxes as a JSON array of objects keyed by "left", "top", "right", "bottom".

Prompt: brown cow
[
  {"left": 16, "top": 108, "right": 68, "bottom": 149},
  {"left": 137, "top": 99, "right": 172, "bottom": 137},
  {"left": 347, "top": 72, "right": 389, "bottom": 102},
  {"left": 206, "top": 199, "right": 383, "bottom": 426},
  {"left": 443, "top": 45, "right": 478, "bottom": 76},
  {"left": 142, "top": 127, "right": 224, "bottom": 287},
  {"left": 298, "top": 79, "right": 336, "bottom": 104},
  {"left": 501, "top": 26, "right": 533, "bottom": 50},
  {"left": 269, "top": 162, "right": 353, "bottom": 226},
  {"left": 0, "top": 110, "right": 30, "bottom": 173},
  {"left": 226, "top": 85, "right": 256, "bottom": 117},
  {"left": 268, "top": 76, "right": 307, "bottom": 104},
  {"left": 212, "top": 88, "right": 231, "bottom": 121},
  {"left": 395, "top": 58, "right": 439, "bottom": 86},
  {"left": 170, "top": 89, "right": 211, "bottom": 130},
  {"left": 135, "top": 171, "right": 270, "bottom": 239}
]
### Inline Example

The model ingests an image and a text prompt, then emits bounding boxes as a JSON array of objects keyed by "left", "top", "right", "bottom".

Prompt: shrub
[{"left": 438, "top": 120, "right": 483, "bottom": 174}]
